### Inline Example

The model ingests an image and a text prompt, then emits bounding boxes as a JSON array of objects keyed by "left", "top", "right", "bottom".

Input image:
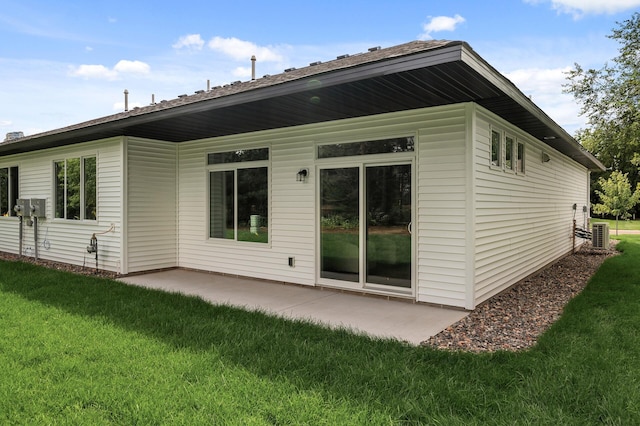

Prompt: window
[
  {"left": 491, "top": 129, "right": 501, "bottom": 167},
  {"left": 0, "top": 166, "right": 19, "bottom": 217},
  {"left": 517, "top": 141, "right": 525, "bottom": 174},
  {"left": 490, "top": 127, "right": 525, "bottom": 174},
  {"left": 505, "top": 135, "right": 515, "bottom": 171},
  {"left": 318, "top": 136, "right": 414, "bottom": 159},
  {"left": 55, "top": 156, "right": 96, "bottom": 220},
  {"left": 208, "top": 148, "right": 269, "bottom": 243}
]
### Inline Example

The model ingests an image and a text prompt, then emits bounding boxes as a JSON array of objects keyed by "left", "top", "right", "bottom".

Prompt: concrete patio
[{"left": 119, "top": 269, "right": 468, "bottom": 345}]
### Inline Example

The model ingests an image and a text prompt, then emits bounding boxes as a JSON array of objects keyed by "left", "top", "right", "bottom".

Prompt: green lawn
[
  {"left": 1, "top": 236, "right": 640, "bottom": 424},
  {"left": 590, "top": 217, "right": 640, "bottom": 231}
]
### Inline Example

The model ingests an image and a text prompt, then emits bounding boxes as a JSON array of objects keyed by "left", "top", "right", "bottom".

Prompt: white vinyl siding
[
  {"left": 178, "top": 130, "right": 316, "bottom": 285},
  {"left": 177, "top": 104, "right": 471, "bottom": 301},
  {"left": 415, "top": 104, "right": 469, "bottom": 307},
  {"left": 125, "top": 138, "right": 177, "bottom": 273},
  {"left": 0, "top": 138, "right": 123, "bottom": 271},
  {"left": 473, "top": 107, "right": 589, "bottom": 305}
]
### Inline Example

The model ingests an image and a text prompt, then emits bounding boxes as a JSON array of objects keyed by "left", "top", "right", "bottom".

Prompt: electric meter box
[
  {"left": 14, "top": 198, "right": 30, "bottom": 217},
  {"left": 30, "top": 198, "right": 46, "bottom": 218}
]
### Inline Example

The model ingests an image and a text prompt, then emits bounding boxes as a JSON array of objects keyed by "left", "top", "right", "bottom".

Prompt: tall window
[
  {"left": 55, "top": 157, "right": 96, "bottom": 220},
  {"left": 517, "top": 141, "right": 525, "bottom": 174},
  {"left": 208, "top": 148, "right": 269, "bottom": 243},
  {"left": 505, "top": 135, "right": 515, "bottom": 171},
  {"left": 491, "top": 129, "right": 501, "bottom": 167},
  {"left": 0, "top": 166, "right": 19, "bottom": 217}
]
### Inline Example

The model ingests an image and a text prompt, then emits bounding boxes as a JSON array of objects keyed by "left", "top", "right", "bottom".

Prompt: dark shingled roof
[{"left": 0, "top": 40, "right": 604, "bottom": 171}]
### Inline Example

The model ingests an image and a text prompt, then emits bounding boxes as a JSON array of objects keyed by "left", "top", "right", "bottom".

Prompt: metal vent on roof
[
  {"left": 368, "top": 46, "right": 381, "bottom": 52},
  {"left": 263, "top": 74, "right": 271, "bottom": 78},
  {"left": 177, "top": 94, "right": 188, "bottom": 98},
  {"left": 284, "top": 67, "right": 296, "bottom": 72},
  {"left": 309, "top": 61, "right": 322, "bottom": 66},
  {"left": 336, "top": 54, "right": 350, "bottom": 59},
  {"left": 195, "top": 90, "right": 205, "bottom": 94}
]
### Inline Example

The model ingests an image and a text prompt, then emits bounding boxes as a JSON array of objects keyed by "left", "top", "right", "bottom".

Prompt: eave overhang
[{"left": 0, "top": 40, "right": 604, "bottom": 171}]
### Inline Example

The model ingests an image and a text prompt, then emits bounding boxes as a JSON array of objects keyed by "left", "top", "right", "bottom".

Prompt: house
[{"left": 0, "top": 40, "right": 604, "bottom": 310}]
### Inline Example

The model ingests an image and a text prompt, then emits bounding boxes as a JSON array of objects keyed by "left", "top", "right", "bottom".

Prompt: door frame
[{"left": 316, "top": 157, "right": 416, "bottom": 298}]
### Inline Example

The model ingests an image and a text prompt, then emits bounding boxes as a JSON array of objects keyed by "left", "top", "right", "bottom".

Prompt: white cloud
[
  {"left": 524, "top": 0, "right": 640, "bottom": 17},
  {"left": 232, "top": 66, "right": 252, "bottom": 78},
  {"left": 69, "top": 60, "right": 151, "bottom": 80},
  {"left": 172, "top": 34, "right": 205, "bottom": 50},
  {"left": 114, "top": 60, "right": 150, "bottom": 74},
  {"left": 69, "top": 64, "right": 117, "bottom": 80},
  {"left": 207, "top": 36, "right": 284, "bottom": 62},
  {"left": 505, "top": 66, "right": 586, "bottom": 133},
  {"left": 420, "top": 14, "right": 465, "bottom": 39},
  {"left": 0, "top": 120, "right": 12, "bottom": 127}
]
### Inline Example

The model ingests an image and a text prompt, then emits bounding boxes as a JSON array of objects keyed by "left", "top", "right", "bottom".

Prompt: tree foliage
[
  {"left": 564, "top": 12, "right": 640, "bottom": 208},
  {"left": 592, "top": 171, "right": 640, "bottom": 234}
]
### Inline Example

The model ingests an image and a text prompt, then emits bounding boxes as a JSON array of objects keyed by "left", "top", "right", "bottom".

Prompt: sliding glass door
[{"left": 320, "top": 163, "right": 412, "bottom": 291}]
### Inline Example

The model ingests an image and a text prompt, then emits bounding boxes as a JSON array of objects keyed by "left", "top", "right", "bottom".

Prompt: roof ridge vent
[
  {"left": 368, "top": 46, "right": 381, "bottom": 52},
  {"left": 195, "top": 90, "right": 205, "bottom": 94},
  {"left": 336, "top": 54, "right": 350, "bottom": 59},
  {"left": 284, "top": 67, "right": 296, "bottom": 72},
  {"left": 309, "top": 61, "right": 322, "bottom": 66},
  {"left": 177, "top": 94, "right": 188, "bottom": 98}
]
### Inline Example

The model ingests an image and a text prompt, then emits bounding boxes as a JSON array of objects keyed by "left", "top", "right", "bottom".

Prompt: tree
[
  {"left": 564, "top": 12, "right": 640, "bottom": 209},
  {"left": 592, "top": 171, "right": 640, "bottom": 235}
]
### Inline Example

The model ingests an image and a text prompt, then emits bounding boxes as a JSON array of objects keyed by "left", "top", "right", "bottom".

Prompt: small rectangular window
[
  {"left": 517, "top": 141, "right": 525, "bottom": 174},
  {"left": 491, "top": 130, "right": 501, "bottom": 167},
  {"left": 55, "top": 157, "right": 97, "bottom": 220},
  {"left": 0, "top": 166, "right": 19, "bottom": 216},
  {"left": 505, "top": 135, "right": 515, "bottom": 171},
  {"left": 207, "top": 148, "right": 269, "bottom": 165},
  {"left": 317, "top": 137, "right": 414, "bottom": 159}
]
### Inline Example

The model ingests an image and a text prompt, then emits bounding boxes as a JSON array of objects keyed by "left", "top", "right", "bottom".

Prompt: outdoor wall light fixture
[{"left": 296, "top": 168, "right": 309, "bottom": 182}]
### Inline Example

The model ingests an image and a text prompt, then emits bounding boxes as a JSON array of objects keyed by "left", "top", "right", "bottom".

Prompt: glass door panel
[
  {"left": 320, "top": 168, "right": 360, "bottom": 282},
  {"left": 366, "top": 164, "right": 412, "bottom": 288}
]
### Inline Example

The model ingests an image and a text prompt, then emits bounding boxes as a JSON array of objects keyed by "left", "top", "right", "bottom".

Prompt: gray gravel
[{"left": 422, "top": 242, "right": 618, "bottom": 352}]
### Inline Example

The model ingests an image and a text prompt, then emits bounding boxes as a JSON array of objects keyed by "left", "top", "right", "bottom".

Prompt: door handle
[{"left": 407, "top": 222, "right": 412, "bottom": 235}]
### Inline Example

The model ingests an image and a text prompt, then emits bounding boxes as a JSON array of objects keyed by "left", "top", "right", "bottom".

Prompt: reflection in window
[
  {"left": 207, "top": 147, "right": 269, "bottom": 165},
  {"left": 318, "top": 137, "right": 414, "bottom": 159},
  {"left": 505, "top": 135, "right": 515, "bottom": 171},
  {"left": 0, "top": 166, "right": 19, "bottom": 217},
  {"left": 491, "top": 130, "right": 501, "bottom": 167},
  {"left": 55, "top": 157, "right": 96, "bottom": 220},
  {"left": 517, "top": 141, "right": 525, "bottom": 174},
  {"left": 209, "top": 167, "right": 269, "bottom": 243}
]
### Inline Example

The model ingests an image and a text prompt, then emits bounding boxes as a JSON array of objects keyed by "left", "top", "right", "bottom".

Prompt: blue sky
[{"left": 1, "top": 0, "right": 639, "bottom": 138}]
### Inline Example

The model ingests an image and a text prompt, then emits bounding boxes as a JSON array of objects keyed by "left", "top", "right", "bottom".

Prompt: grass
[
  {"left": 590, "top": 217, "right": 640, "bottom": 231},
  {"left": 1, "top": 236, "right": 640, "bottom": 424}
]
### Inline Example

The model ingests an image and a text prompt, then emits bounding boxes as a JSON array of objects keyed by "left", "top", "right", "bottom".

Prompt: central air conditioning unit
[{"left": 592, "top": 222, "right": 610, "bottom": 249}]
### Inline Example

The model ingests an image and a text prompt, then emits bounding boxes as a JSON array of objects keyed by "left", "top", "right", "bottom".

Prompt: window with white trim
[
  {"left": 0, "top": 166, "right": 19, "bottom": 217},
  {"left": 516, "top": 141, "right": 525, "bottom": 174},
  {"left": 489, "top": 127, "right": 525, "bottom": 174},
  {"left": 491, "top": 129, "right": 501, "bottom": 167},
  {"left": 505, "top": 134, "right": 515, "bottom": 171},
  {"left": 208, "top": 148, "right": 269, "bottom": 243},
  {"left": 54, "top": 156, "right": 96, "bottom": 220}
]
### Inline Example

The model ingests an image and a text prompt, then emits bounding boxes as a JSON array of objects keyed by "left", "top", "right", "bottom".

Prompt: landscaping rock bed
[
  {"left": 0, "top": 252, "right": 119, "bottom": 279},
  {"left": 422, "top": 241, "right": 618, "bottom": 352}
]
